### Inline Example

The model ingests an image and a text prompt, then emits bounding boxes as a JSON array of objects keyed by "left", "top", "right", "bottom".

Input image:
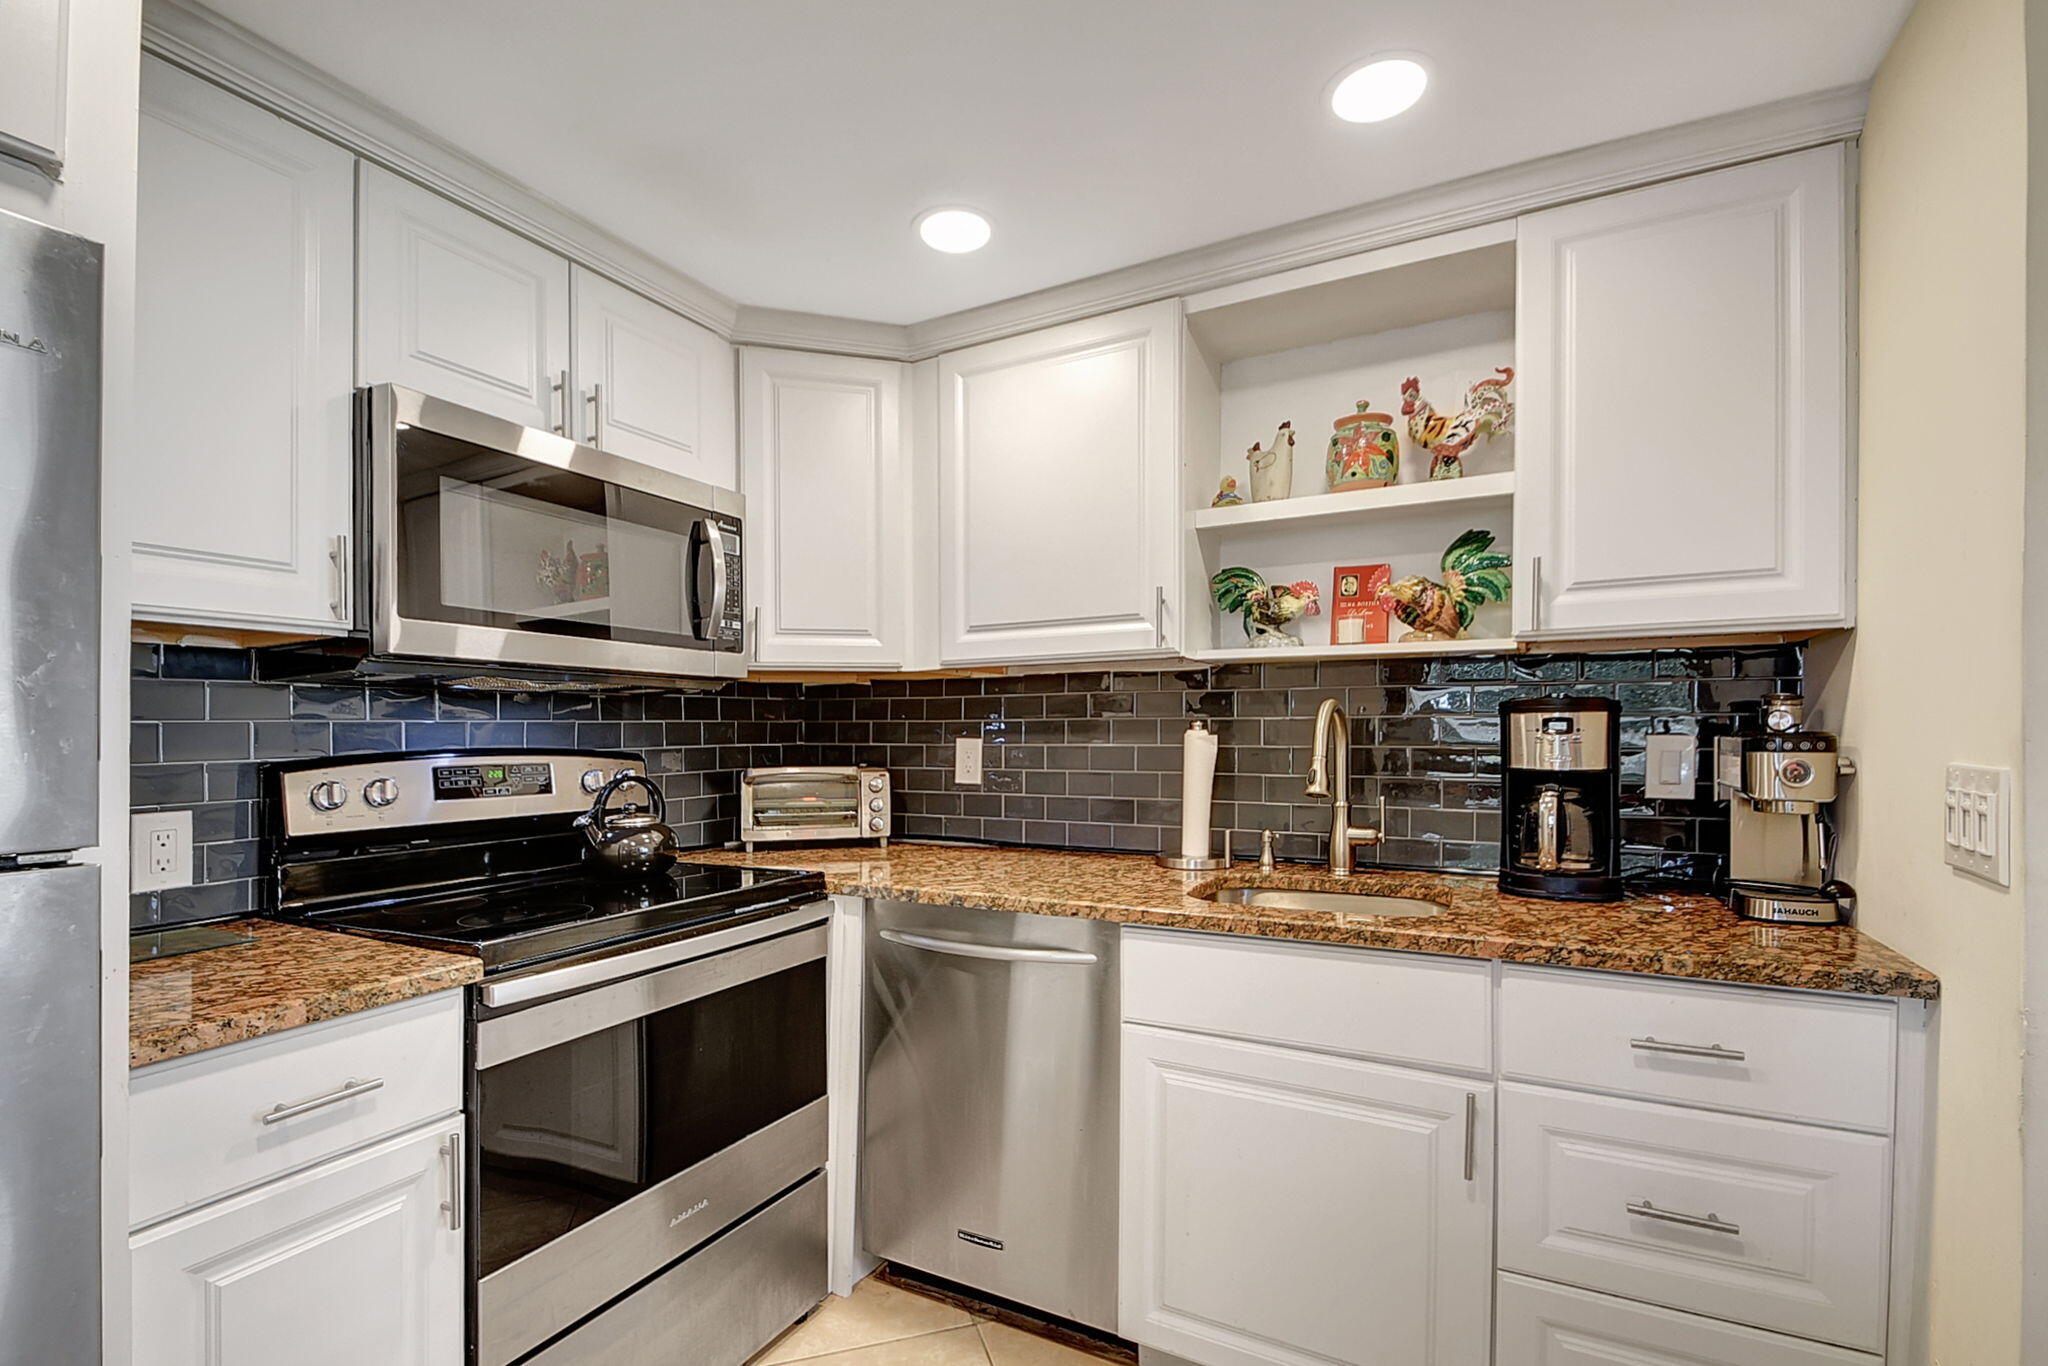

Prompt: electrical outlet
[
  {"left": 130, "top": 810, "right": 193, "bottom": 893},
  {"left": 1944, "top": 764, "right": 2011, "bottom": 886},
  {"left": 954, "top": 736, "right": 984, "bottom": 786}
]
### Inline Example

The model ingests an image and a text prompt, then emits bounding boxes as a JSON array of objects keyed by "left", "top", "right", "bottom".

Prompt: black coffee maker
[{"left": 1499, "top": 697, "right": 1622, "bottom": 901}]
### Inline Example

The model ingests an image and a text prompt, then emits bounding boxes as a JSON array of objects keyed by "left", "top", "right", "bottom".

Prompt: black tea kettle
[{"left": 575, "top": 773, "right": 679, "bottom": 877}]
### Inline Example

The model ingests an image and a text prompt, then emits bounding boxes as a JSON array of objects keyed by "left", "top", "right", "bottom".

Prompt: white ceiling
[{"left": 197, "top": 0, "right": 1911, "bottom": 325}]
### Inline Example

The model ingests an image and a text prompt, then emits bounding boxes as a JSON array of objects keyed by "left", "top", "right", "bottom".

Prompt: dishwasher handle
[{"left": 878, "top": 928, "right": 1101, "bottom": 965}]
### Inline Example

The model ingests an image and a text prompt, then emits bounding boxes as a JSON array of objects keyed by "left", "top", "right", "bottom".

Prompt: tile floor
[{"left": 749, "top": 1273, "right": 1120, "bottom": 1366}]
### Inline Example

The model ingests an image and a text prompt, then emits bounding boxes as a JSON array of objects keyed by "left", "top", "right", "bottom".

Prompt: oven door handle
[
  {"left": 878, "top": 929, "right": 1100, "bottom": 965},
  {"left": 743, "top": 770, "right": 864, "bottom": 785}
]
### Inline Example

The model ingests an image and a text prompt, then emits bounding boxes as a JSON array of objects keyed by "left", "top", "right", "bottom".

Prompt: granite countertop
[
  {"left": 692, "top": 842, "right": 1939, "bottom": 999},
  {"left": 130, "top": 920, "right": 482, "bottom": 1068}
]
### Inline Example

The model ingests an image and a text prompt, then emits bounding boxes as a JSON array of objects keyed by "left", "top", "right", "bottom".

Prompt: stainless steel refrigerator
[{"left": 0, "top": 207, "right": 104, "bottom": 1361}]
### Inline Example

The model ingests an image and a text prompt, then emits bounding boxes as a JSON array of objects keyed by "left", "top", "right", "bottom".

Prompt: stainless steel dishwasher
[{"left": 862, "top": 901, "right": 1119, "bottom": 1332}]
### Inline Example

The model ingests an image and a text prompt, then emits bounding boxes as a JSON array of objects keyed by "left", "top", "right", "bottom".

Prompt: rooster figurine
[
  {"left": 1401, "top": 367, "right": 1514, "bottom": 480},
  {"left": 1378, "top": 530, "right": 1512, "bottom": 641},
  {"left": 1210, "top": 567, "right": 1321, "bottom": 648}
]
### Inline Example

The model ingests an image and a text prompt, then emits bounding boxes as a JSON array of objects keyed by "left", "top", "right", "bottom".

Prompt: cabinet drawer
[
  {"left": 1499, "top": 966, "right": 1895, "bottom": 1131},
  {"left": 131, "top": 992, "right": 463, "bottom": 1228},
  {"left": 1498, "top": 1085, "right": 1890, "bottom": 1351},
  {"left": 1121, "top": 928, "right": 1490, "bottom": 1072},
  {"left": 1496, "top": 1273, "right": 1880, "bottom": 1366}
]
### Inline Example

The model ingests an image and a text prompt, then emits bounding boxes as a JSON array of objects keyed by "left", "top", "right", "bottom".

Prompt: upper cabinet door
[
  {"left": 937, "top": 300, "right": 1184, "bottom": 665},
  {"left": 0, "top": 0, "right": 64, "bottom": 178},
  {"left": 1514, "top": 146, "right": 1851, "bottom": 639},
  {"left": 358, "top": 163, "right": 571, "bottom": 431},
  {"left": 571, "top": 266, "right": 736, "bottom": 489},
  {"left": 132, "top": 57, "right": 356, "bottom": 633},
  {"left": 741, "top": 348, "right": 906, "bottom": 668}
]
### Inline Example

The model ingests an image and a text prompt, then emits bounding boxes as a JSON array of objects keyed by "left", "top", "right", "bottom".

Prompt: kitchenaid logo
[
  {"left": 957, "top": 1229, "right": 1004, "bottom": 1251},
  {"left": 0, "top": 328, "right": 51, "bottom": 357},
  {"left": 669, "top": 1199, "right": 710, "bottom": 1227}
]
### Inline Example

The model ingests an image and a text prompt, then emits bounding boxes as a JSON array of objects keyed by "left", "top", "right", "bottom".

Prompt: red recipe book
[{"left": 1329, "top": 563, "right": 1391, "bottom": 645}]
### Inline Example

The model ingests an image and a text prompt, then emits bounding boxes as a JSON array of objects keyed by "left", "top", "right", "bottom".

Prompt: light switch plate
[
  {"left": 954, "top": 736, "right": 984, "bottom": 786},
  {"left": 130, "top": 810, "right": 193, "bottom": 893},
  {"left": 1643, "top": 733, "right": 1698, "bottom": 799},
  {"left": 1944, "top": 763, "right": 2011, "bottom": 885}
]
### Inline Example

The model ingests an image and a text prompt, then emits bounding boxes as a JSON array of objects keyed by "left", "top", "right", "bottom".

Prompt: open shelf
[
  {"left": 1191, "top": 636, "right": 1519, "bottom": 664},
  {"left": 1193, "top": 470, "right": 1515, "bottom": 533}
]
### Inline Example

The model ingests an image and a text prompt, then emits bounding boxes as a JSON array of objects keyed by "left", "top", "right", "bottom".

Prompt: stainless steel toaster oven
[{"left": 741, "top": 767, "right": 890, "bottom": 849}]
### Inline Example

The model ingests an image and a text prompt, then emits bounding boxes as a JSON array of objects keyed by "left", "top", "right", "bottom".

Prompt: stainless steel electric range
[{"left": 262, "top": 749, "right": 832, "bottom": 1366}]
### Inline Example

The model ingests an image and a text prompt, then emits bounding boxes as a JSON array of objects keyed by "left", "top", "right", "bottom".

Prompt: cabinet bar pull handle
[
  {"left": 1154, "top": 585, "right": 1167, "bottom": 650},
  {"left": 1528, "top": 554, "right": 1542, "bottom": 632},
  {"left": 588, "top": 381, "right": 603, "bottom": 447},
  {"left": 1462, "top": 1092, "right": 1477, "bottom": 1182},
  {"left": 441, "top": 1131, "right": 465, "bottom": 1231},
  {"left": 328, "top": 533, "right": 349, "bottom": 622},
  {"left": 1626, "top": 1200, "right": 1740, "bottom": 1236},
  {"left": 260, "top": 1076, "right": 384, "bottom": 1125},
  {"left": 550, "top": 370, "right": 569, "bottom": 436},
  {"left": 1630, "top": 1036, "right": 1746, "bottom": 1062}
]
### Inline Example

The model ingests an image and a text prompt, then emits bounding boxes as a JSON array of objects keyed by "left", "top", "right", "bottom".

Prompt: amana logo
[
  {"left": 0, "top": 329, "right": 52, "bottom": 357},
  {"left": 669, "top": 1199, "right": 710, "bottom": 1228}
]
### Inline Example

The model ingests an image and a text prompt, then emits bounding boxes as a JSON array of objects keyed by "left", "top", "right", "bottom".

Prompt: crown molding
[
  {"left": 730, "top": 306, "right": 916, "bottom": 361},
  {"left": 896, "top": 82, "right": 1868, "bottom": 360},
  {"left": 136, "top": 4, "right": 1866, "bottom": 364},
  {"left": 140, "top": 0, "right": 741, "bottom": 336}
]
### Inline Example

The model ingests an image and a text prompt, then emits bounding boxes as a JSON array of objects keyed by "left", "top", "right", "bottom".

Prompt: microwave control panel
[{"left": 713, "top": 516, "right": 744, "bottom": 650}]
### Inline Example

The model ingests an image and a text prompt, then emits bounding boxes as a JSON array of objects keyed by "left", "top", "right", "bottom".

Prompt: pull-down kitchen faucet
[{"left": 1303, "top": 698, "right": 1387, "bottom": 876}]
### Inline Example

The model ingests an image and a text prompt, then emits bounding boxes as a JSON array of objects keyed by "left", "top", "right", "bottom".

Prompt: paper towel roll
[{"left": 1180, "top": 720, "right": 1219, "bottom": 859}]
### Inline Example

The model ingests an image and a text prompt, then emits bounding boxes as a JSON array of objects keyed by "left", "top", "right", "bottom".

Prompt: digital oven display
[{"left": 433, "top": 762, "right": 555, "bottom": 800}]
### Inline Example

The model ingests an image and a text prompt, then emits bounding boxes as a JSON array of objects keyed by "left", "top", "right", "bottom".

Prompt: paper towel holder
[
  {"left": 1157, "top": 849, "right": 1230, "bottom": 871},
  {"left": 1159, "top": 717, "right": 1231, "bottom": 870}
]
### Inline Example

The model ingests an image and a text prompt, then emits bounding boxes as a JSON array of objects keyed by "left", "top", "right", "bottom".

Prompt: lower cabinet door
[
  {"left": 132, "top": 1121, "right": 465, "bottom": 1366},
  {"left": 1496, "top": 1273, "right": 1881, "bottom": 1366},
  {"left": 1119, "top": 1025, "right": 1491, "bottom": 1366}
]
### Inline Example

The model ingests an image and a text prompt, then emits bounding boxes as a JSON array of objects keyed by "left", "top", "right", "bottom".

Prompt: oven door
[
  {"left": 471, "top": 911, "right": 827, "bottom": 1366},
  {"left": 365, "top": 384, "right": 746, "bottom": 680},
  {"left": 743, "top": 768, "right": 864, "bottom": 842}
]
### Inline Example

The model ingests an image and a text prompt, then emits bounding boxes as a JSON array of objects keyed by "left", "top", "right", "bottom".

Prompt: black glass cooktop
[{"left": 292, "top": 860, "right": 826, "bottom": 971}]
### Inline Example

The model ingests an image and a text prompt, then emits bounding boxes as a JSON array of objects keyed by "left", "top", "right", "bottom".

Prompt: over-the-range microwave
[{"left": 262, "top": 384, "right": 745, "bottom": 689}]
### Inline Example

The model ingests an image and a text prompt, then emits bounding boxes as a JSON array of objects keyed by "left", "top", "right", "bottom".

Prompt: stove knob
[
  {"left": 867, "top": 776, "right": 884, "bottom": 792},
  {"left": 308, "top": 780, "right": 349, "bottom": 812},
  {"left": 868, "top": 816, "right": 885, "bottom": 832},
  {"left": 581, "top": 768, "right": 608, "bottom": 794},
  {"left": 363, "top": 778, "right": 400, "bottom": 808},
  {"left": 869, "top": 798, "right": 884, "bottom": 812}
]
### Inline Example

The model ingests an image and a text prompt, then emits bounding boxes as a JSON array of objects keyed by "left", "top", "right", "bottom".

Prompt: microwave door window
[{"left": 393, "top": 423, "right": 698, "bottom": 649}]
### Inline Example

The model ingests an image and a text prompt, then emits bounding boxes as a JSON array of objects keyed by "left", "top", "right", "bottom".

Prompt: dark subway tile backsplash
[{"left": 130, "top": 642, "right": 1799, "bottom": 932}]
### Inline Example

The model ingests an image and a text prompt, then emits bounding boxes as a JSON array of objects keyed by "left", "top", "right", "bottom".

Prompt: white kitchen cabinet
[
  {"left": 1514, "top": 145, "right": 1851, "bottom": 638},
  {"left": 1495, "top": 1274, "right": 1881, "bottom": 1366},
  {"left": 741, "top": 348, "right": 907, "bottom": 668},
  {"left": 131, "top": 1120, "right": 465, "bottom": 1366},
  {"left": 1119, "top": 1024, "right": 1492, "bottom": 1366},
  {"left": 359, "top": 162, "right": 572, "bottom": 431},
  {"left": 937, "top": 299, "right": 1185, "bottom": 664},
  {"left": 572, "top": 265, "right": 735, "bottom": 487},
  {"left": 132, "top": 56, "right": 357, "bottom": 632},
  {"left": 0, "top": 0, "right": 65, "bottom": 178}
]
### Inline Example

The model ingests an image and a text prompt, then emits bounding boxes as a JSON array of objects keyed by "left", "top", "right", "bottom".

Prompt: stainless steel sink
[{"left": 1203, "top": 885, "right": 1446, "bottom": 917}]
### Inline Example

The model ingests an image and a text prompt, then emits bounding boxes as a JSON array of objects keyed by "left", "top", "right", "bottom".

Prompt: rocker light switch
[
  {"left": 1944, "top": 764, "right": 2011, "bottom": 885},
  {"left": 1643, "top": 733, "right": 1698, "bottom": 800}
]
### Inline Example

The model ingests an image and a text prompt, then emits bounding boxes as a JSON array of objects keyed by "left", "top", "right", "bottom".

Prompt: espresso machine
[
  {"left": 1499, "top": 698, "right": 1622, "bottom": 902},
  {"left": 1716, "top": 693, "right": 1856, "bottom": 924}
]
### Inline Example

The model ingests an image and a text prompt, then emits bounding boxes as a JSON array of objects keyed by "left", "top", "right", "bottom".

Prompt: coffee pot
[
  {"left": 575, "top": 773, "right": 679, "bottom": 877},
  {"left": 1498, "top": 698, "right": 1623, "bottom": 901}
]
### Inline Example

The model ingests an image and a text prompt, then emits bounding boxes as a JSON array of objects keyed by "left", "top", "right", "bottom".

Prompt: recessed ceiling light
[
  {"left": 917, "top": 208, "right": 992, "bottom": 254},
  {"left": 1330, "top": 57, "right": 1429, "bottom": 123}
]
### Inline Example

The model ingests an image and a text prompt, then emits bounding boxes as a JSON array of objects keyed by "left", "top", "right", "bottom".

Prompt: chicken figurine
[
  {"left": 1210, "top": 566, "right": 1321, "bottom": 648},
  {"left": 1378, "top": 529, "right": 1512, "bottom": 641},
  {"left": 1401, "top": 367, "right": 1514, "bottom": 480}
]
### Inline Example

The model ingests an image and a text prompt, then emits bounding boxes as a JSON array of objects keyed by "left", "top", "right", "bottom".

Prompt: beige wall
[{"left": 1808, "top": 0, "right": 2028, "bottom": 1358}]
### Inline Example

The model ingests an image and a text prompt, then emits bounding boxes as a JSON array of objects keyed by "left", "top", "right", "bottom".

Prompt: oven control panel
[
  {"left": 272, "top": 751, "right": 641, "bottom": 838},
  {"left": 433, "top": 761, "right": 555, "bottom": 800}
]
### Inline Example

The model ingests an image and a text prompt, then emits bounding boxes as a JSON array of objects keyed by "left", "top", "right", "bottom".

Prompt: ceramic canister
[{"left": 1327, "top": 400, "right": 1400, "bottom": 492}]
